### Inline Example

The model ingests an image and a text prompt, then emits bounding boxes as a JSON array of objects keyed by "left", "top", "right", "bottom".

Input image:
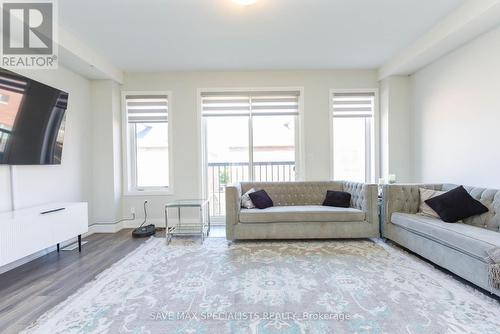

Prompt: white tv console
[{"left": 0, "top": 202, "right": 88, "bottom": 267}]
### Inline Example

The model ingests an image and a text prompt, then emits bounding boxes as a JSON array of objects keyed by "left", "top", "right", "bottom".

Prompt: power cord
[
  {"left": 112, "top": 213, "right": 136, "bottom": 224},
  {"left": 113, "top": 200, "right": 148, "bottom": 225},
  {"left": 138, "top": 200, "right": 148, "bottom": 227}
]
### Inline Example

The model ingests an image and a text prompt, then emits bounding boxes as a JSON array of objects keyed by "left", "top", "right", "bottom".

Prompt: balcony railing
[{"left": 207, "top": 161, "right": 295, "bottom": 217}]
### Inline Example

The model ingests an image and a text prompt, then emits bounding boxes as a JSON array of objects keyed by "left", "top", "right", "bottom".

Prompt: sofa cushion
[
  {"left": 418, "top": 188, "right": 444, "bottom": 218},
  {"left": 322, "top": 190, "right": 351, "bottom": 208},
  {"left": 241, "top": 188, "right": 257, "bottom": 209},
  {"left": 239, "top": 205, "right": 365, "bottom": 223},
  {"left": 425, "top": 186, "right": 489, "bottom": 223},
  {"left": 391, "top": 212, "right": 500, "bottom": 261},
  {"left": 249, "top": 189, "right": 274, "bottom": 209}
]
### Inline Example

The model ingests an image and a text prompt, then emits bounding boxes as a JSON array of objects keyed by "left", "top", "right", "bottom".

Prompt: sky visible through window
[{"left": 206, "top": 115, "right": 295, "bottom": 164}]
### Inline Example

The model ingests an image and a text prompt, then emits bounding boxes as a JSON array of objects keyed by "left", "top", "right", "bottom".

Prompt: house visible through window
[
  {"left": 332, "top": 91, "right": 375, "bottom": 183},
  {"left": 124, "top": 93, "right": 170, "bottom": 193},
  {"left": 201, "top": 90, "right": 301, "bottom": 217}
]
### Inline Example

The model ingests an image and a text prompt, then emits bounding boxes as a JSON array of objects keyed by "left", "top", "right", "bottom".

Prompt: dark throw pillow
[
  {"left": 248, "top": 189, "right": 274, "bottom": 209},
  {"left": 322, "top": 190, "right": 351, "bottom": 208},
  {"left": 424, "top": 186, "right": 488, "bottom": 223}
]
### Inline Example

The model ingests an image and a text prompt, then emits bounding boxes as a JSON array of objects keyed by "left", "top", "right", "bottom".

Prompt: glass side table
[{"left": 164, "top": 199, "right": 210, "bottom": 245}]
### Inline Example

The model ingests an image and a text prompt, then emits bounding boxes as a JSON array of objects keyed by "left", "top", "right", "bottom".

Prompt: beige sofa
[{"left": 225, "top": 181, "right": 379, "bottom": 240}]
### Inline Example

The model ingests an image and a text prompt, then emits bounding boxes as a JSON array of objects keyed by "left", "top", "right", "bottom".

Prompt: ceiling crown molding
[{"left": 378, "top": 0, "right": 500, "bottom": 80}]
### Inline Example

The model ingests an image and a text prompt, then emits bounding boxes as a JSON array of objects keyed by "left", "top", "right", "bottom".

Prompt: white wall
[
  {"left": 90, "top": 80, "right": 122, "bottom": 224},
  {"left": 380, "top": 75, "right": 412, "bottom": 183},
  {"left": 121, "top": 70, "right": 378, "bottom": 221},
  {"left": 0, "top": 66, "right": 92, "bottom": 213},
  {"left": 411, "top": 25, "right": 500, "bottom": 188}
]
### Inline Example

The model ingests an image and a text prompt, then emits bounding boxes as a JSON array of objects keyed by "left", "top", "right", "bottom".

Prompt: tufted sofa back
[
  {"left": 396, "top": 184, "right": 500, "bottom": 233},
  {"left": 439, "top": 184, "right": 500, "bottom": 232},
  {"left": 240, "top": 181, "right": 345, "bottom": 207},
  {"left": 383, "top": 184, "right": 500, "bottom": 234},
  {"left": 390, "top": 184, "right": 500, "bottom": 232}
]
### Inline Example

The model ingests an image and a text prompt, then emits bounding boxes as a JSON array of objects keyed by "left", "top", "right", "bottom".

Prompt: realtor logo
[{"left": 1, "top": 0, "right": 58, "bottom": 69}]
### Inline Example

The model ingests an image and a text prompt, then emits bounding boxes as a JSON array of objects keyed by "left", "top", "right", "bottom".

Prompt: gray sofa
[
  {"left": 226, "top": 181, "right": 379, "bottom": 240},
  {"left": 382, "top": 183, "right": 500, "bottom": 296}
]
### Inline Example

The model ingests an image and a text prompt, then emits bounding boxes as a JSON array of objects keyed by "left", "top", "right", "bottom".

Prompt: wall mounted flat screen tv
[{"left": 0, "top": 68, "right": 69, "bottom": 165}]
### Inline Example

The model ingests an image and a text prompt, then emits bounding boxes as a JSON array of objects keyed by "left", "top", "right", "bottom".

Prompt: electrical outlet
[{"left": 130, "top": 207, "right": 135, "bottom": 214}]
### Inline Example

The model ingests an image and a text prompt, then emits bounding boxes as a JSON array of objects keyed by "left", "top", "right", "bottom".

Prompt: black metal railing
[{"left": 207, "top": 161, "right": 295, "bottom": 217}]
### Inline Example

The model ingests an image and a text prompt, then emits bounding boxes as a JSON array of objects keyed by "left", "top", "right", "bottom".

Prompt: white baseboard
[
  {"left": 89, "top": 218, "right": 168, "bottom": 233},
  {"left": 123, "top": 218, "right": 165, "bottom": 228},
  {"left": 88, "top": 222, "right": 124, "bottom": 234},
  {"left": 121, "top": 218, "right": 202, "bottom": 229}
]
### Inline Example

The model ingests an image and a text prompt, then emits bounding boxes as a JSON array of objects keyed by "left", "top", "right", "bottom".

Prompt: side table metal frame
[{"left": 165, "top": 200, "right": 210, "bottom": 245}]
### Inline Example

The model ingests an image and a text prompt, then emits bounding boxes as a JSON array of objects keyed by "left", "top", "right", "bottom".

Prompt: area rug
[{"left": 22, "top": 237, "right": 500, "bottom": 334}]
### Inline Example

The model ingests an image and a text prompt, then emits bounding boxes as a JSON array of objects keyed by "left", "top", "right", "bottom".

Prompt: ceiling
[{"left": 59, "top": 0, "right": 466, "bottom": 72}]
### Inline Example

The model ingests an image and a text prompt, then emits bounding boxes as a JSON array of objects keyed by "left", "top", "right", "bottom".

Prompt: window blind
[
  {"left": 55, "top": 92, "right": 69, "bottom": 110},
  {"left": 332, "top": 92, "right": 374, "bottom": 117},
  {"left": 125, "top": 94, "right": 168, "bottom": 123},
  {"left": 0, "top": 74, "right": 28, "bottom": 93},
  {"left": 201, "top": 91, "right": 300, "bottom": 116}
]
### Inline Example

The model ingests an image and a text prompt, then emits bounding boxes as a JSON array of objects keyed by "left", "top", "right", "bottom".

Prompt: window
[
  {"left": 123, "top": 92, "right": 172, "bottom": 194},
  {"left": 201, "top": 90, "right": 301, "bottom": 216},
  {"left": 331, "top": 91, "right": 376, "bottom": 183}
]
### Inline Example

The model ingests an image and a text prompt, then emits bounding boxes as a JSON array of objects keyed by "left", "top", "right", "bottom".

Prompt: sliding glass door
[
  {"left": 202, "top": 90, "right": 300, "bottom": 218},
  {"left": 205, "top": 116, "right": 250, "bottom": 218},
  {"left": 252, "top": 114, "right": 296, "bottom": 182}
]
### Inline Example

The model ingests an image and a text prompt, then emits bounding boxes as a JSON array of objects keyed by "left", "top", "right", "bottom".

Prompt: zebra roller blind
[
  {"left": 332, "top": 92, "right": 375, "bottom": 117},
  {"left": 125, "top": 94, "right": 168, "bottom": 123},
  {"left": 201, "top": 91, "right": 300, "bottom": 116}
]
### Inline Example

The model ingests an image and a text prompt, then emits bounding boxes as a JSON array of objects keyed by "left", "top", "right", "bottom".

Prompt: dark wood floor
[{"left": 0, "top": 229, "right": 156, "bottom": 334}]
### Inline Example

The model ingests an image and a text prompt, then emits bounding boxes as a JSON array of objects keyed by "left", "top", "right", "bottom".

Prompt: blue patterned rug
[{"left": 22, "top": 237, "right": 500, "bottom": 333}]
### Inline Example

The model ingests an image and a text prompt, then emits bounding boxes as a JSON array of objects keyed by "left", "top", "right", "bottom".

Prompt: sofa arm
[
  {"left": 225, "top": 183, "right": 242, "bottom": 240},
  {"left": 343, "top": 181, "right": 378, "bottom": 225},
  {"left": 381, "top": 184, "right": 442, "bottom": 228}
]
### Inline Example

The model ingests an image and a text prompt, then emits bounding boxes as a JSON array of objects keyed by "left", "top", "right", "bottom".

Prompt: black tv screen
[{"left": 0, "top": 68, "right": 68, "bottom": 165}]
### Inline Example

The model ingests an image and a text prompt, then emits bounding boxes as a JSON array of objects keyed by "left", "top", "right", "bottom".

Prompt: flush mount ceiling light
[{"left": 232, "top": 0, "right": 257, "bottom": 6}]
